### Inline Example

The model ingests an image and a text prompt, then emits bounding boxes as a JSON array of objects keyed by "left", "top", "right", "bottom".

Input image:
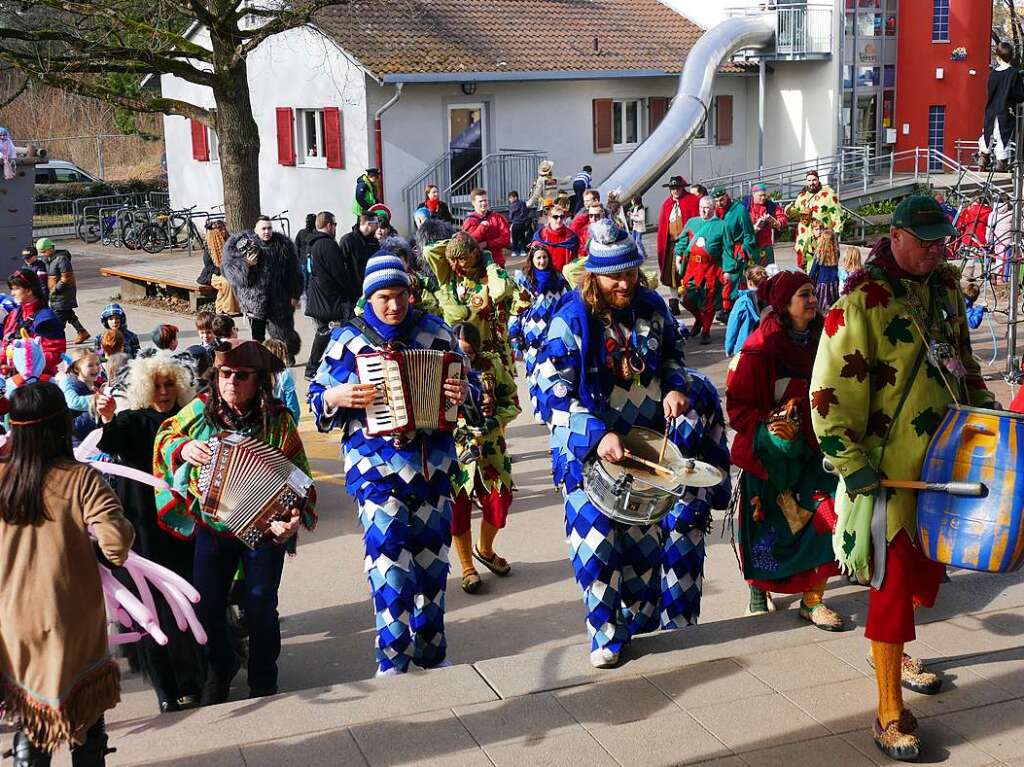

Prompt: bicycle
[{"left": 138, "top": 206, "right": 209, "bottom": 259}]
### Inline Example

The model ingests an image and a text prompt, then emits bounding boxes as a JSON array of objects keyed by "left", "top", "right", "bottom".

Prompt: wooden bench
[{"left": 100, "top": 259, "right": 217, "bottom": 311}]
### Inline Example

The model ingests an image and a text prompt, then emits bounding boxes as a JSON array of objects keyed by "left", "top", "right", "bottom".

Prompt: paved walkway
[{"left": 29, "top": 238, "right": 1024, "bottom": 765}]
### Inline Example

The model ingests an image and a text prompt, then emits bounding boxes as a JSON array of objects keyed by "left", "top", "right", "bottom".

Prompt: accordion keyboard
[{"left": 357, "top": 354, "right": 410, "bottom": 433}]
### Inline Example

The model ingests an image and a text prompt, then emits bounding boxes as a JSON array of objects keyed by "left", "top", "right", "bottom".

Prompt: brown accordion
[
  {"left": 197, "top": 432, "right": 315, "bottom": 549},
  {"left": 355, "top": 349, "right": 462, "bottom": 436}
]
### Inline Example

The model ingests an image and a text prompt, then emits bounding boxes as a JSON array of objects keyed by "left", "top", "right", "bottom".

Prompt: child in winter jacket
[
  {"left": 724, "top": 265, "right": 768, "bottom": 356},
  {"left": 94, "top": 303, "right": 141, "bottom": 358}
]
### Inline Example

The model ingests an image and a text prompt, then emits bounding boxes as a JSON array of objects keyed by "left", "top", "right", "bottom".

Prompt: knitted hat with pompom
[{"left": 584, "top": 219, "right": 643, "bottom": 274}]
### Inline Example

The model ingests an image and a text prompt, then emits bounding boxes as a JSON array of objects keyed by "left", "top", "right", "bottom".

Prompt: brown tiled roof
[{"left": 315, "top": 0, "right": 743, "bottom": 78}]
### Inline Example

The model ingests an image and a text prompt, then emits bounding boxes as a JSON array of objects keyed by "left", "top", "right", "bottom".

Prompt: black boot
[
  {"left": 979, "top": 151, "right": 992, "bottom": 171},
  {"left": 5, "top": 732, "right": 52, "bottom": 767},
  {"left": 996, "top": 159, "right": 1009, "bottom": 173},
  {"left": 70, "top": 718, "right": 114, "bottom": 767},
  {"left": 200, "top": 659, "right": 239, "bottom": 707}
]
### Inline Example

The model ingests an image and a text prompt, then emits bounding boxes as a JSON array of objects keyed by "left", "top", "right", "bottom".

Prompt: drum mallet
[
  {"left": 822, "top": 459, "right": 985, "bottom": 497},
  {"left": 623, "top": 450, "right": 675, "bottom": 478}
]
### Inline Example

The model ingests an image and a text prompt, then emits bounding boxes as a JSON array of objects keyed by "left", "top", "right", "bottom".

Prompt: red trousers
[
  {"left": 451, "top": 482, "right": 512, "bottom": 536},
  {"left": 865, "top": 531, "right": 945, "bottom": 644},
  {"left": 681, "top": 255, "right": 731, "bottom": 335}
]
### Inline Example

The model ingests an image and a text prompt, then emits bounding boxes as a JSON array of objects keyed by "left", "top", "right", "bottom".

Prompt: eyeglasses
[
  {"left": 900, "top": 229, "right": 949, "bottom": 251},
  {"left": 218, "top": 369, "right": 255, "bottom": 381}
]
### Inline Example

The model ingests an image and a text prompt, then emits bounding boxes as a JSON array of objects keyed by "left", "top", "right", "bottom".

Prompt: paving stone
[
  {"left": 741, "top": 734, "right": 875, "bottom": 767},
  {"left": 947, "top": 647, "right": 1024, "bottom": 697},
  {"left": 118, "top": 746, "right": 247, "bottom": 766},
  {"left": 916, "top": 610, "right": 1024, "bottom": 657},
  {"left": 104, "top": 665, "right": 497, "bottom": 765},
  {"left": 685, "top": 759, "right": 747, "bottom": 767},
  {"left": 645, "top": 658, "right": 774, "bottom": 710},
  {"left": 735, "top": 643, "right": 863, "bottom": 692},
  {"left": 589, "top": 710, "right": 731, "bottom": 766},
  {"left": 687, "top": 693, "right": 829, "bottom": 752},
  {"left": 485, "top": 729, "right": 618, "bottom": 767},
  {"left": 938, "top": 699, "right": 1024, "bottom": 762},
  {"left": 842, "top": 720, "right": 997, "bottom": 767},
  {"left": 453, "top": 692, "right": 583, "bottom": 747},
  {"left": 553, "top": 675, "right": 678, "bottom": 728},
  {"left": 473, "top": 645, "right": 598, "bottom": 699},
  {"left": 242, "top": 729, "right": 368, "bottom": 766},
  {"left": 349, "top": 709, "right": 487, "bottom": 767},
  {"left": 783, "top": 674, "right": 886, "bottom": 734}
]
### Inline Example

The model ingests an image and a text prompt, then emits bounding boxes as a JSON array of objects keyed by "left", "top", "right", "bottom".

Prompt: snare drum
[
  {"left": 583, "top": 427, "right": 723, "bottom": 526},
  {"left": 917, "top": 405, "right": 1024, "bottom": 573}
]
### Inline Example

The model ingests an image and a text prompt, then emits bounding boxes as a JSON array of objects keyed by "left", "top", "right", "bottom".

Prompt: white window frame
[
  {"left": 693, "top": 98, "right": 715, "bottom": 146},
  {"left": 612, "top": 99, "right": 643, "bottom": 152},
  {"left": 208, "top": 127, "right": 219, "bottom": 163},
  {"left": 296, "top": 108, "right": 327, "bottom": 168}
]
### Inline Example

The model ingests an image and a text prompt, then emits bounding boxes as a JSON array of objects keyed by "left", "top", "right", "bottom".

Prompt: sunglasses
[
  {"left": 589, "top": 213, "right": 603, "bottom": 220},
  {"left": 550, "top": 214, "right": 565, "bottom": 220},
  {"left": 218, "top": 368, "right": 255, "bottom": 381}
]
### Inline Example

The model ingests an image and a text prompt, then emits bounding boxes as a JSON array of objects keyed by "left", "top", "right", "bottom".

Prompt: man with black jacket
[
  {"left": 339, "top": 213, "right": 379, "bottom": 284},
  {"left": 304, "top": 211, "right": 363, "bottom": 380}
]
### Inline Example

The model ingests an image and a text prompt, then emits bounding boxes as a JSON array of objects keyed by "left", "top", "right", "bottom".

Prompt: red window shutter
[
  {"left": 275, "top": 107, "right": 295, "bottom": 166},
  {"left": 649, "top": 97, "right": 669, "bottom": 132},
  {"left": 324, "top": 107, "right": 345, "bottom": 169},
  {"left": 593, "top": 98, "right": 613, "bottom": 153},
  {"left": 715, "top": 95, "right": 733, "bottom": 146},
  {"left": 190, "top": 119, "right": 209, "bottom": 162}
]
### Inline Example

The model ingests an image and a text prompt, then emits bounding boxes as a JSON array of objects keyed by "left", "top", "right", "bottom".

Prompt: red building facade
[{"left": 893, "top": 0, "right": 993, "bottom": 164}]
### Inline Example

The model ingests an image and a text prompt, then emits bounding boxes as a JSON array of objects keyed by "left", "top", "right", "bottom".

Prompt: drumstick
[
  {"left": 880, "top": 479, "right": 986, "bottom": 497},
  {"left": 658, "top": 428, "right": 670, "bottom": 464},
  {"left": 622, "top": 450, "right": 674, "bottom": 477}
]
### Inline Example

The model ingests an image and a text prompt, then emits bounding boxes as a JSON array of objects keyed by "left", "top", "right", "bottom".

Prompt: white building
[{"left": 162, "top": 0, "right": 841, "bottom": 235}]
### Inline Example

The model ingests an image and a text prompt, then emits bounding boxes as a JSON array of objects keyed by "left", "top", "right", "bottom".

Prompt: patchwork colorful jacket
[
  {"left": 809, "top": 245, "right": 994, "bottom": 541},
  {"left": 453, "top": 351, "right": 520, "bottom": 496}
]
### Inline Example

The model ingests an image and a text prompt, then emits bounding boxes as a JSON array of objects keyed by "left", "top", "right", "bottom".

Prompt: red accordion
[{"left": 355, "top": 349, "right": 462, "bottom": 436}]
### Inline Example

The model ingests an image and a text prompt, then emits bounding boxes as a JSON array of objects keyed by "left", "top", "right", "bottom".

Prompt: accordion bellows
[
  {"left": 198, "top": 432, "right": 315, "bottom": 548},
  {"left": 356, "top": 349, "right": 462, "bottom": 436}
]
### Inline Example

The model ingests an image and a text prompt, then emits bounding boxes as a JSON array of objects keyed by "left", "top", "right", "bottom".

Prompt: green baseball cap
[
  {"left": 891, "top": 195, "right": 957, "bottom": 240},
  {"left": 710, "top": 186, "right": 728, "bottom": 198},
  {"left": 35, "top": 237, "right": 55, "bottom": 252}
]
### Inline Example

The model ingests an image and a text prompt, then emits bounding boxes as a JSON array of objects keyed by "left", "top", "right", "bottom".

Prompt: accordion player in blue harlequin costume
[
  {"left": 533, "top": 220, "right": 731, "bottom": 669},
  {"left": 308, "top": 254, "right": 478, "bottom": 677}
]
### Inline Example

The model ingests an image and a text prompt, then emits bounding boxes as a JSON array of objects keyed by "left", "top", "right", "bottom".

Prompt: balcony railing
[{"left": 726, "top": 3, "right": 833, "bottom": 59}]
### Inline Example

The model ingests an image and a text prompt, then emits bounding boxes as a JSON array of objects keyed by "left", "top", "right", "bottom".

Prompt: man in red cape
[{"left": 657, "top": 176, "right": 700, "bottom": 307}]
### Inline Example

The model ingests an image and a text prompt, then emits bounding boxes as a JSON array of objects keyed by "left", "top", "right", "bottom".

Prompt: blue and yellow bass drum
[{"left": 917, "top": 405, "right": 1024, "bottom": 573}]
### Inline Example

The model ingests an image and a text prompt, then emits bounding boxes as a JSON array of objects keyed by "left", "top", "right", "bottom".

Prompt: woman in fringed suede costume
[{"left": 0, "top": 382, "right": 134, "bottom": 767}]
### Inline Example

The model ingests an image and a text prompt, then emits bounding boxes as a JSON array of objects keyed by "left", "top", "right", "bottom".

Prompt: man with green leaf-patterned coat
[{"left": 809, "top": 195, "right": 995, "bottom": 762}]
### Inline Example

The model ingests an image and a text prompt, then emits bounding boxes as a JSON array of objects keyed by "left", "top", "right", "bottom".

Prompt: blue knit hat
[
  {"left": 362, "top": 253, "right": 411, "bottom": 299},
  {"left": 584, "top": 219, "right": 643, "bottom": 274}
]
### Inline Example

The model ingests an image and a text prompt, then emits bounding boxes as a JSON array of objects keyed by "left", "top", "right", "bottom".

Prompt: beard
[{"left": 600, "top": 284, "right": 636, "bottom": 309}]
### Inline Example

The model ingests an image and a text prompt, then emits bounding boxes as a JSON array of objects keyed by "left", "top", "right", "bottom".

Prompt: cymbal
[{"left": 672, "top": 459, "right": 725, "bottom": 488}]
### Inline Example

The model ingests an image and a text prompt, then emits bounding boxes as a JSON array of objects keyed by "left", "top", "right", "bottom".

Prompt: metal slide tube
[{"left": 598, "top": 15, "right": 775, "bottom": 202}]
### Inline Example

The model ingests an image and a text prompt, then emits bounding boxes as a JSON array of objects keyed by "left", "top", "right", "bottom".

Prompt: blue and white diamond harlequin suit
[
  {"left": 508, "top": 271, "right": 570, "bottom": 418},
  {"left": 535, "top": 287, "right": 710, "bottom": 654},
  {"left": 309, "top": 313, "right": 466, "bottom": 673},
  {"left": 659, "top": 369, "right": 731, "bottom": 629}
]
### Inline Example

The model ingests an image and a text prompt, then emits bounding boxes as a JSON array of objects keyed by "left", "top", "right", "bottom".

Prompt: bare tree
[
  {"left": 0, "top": 0, "right": 347, "bottom": 229},
  {"left": 995, "top": 0, "right": 1024, "bottom": 65}
]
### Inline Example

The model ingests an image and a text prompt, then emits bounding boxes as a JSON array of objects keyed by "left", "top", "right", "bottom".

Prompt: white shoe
[
  {"left": 375, "top": 666, "right": 402, "bottom": 678},
  {"left": 590, "top": 647, "right": 621, "bottom": 669}
]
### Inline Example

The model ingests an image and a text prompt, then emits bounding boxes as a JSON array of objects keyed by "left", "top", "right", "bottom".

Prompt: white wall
[
  {"left": 763, "top": 59, "right": 840, "bottom": 168},
  {"left": 162, "top": 26, "right": 370, "bottom": 235},
  {"left": 372, "top": 74, "right": 755, "bottom": 232}
]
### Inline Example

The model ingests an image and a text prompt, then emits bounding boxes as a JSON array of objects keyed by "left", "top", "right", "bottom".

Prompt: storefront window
[
  {"left": 857, "top": 67, "right": 880, "bottom": 87},
  {"left": 884, "top": 64, "right": 895, "bottom": 87}
]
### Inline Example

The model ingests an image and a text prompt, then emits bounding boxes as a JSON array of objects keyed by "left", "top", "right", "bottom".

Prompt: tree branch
[
  {"left": 0, "top": 76, "right": 29, "bottom": 109},
  {"left": 231, "top": 0, "right": 348, "bottom": 63}
]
